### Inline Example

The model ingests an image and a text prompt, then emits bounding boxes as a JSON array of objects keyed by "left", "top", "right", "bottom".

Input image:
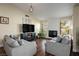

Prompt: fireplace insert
[{"left": 49, "top": 30, "right": 57, "bottom": 37}]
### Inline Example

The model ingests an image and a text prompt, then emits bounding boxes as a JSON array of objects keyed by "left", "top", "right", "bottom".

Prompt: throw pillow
[
  {"left": 10, "top": 40, "right": 20, "bottom": 47},
  {"left": 9, "top": 35, "right": 18, "bottom": 40},
  {"left": 56, "top": 36, "right": 62, "bottom": 43},
  {"left": 6, "top": 37, "right": 20, "bottom": 47},
  {"left": 4, "top": 35, "right": 9, "bottom": 41},
  {"left": 6, "top": 37, "right": 15, "bottom": 44},
  {"left": 18, "top": 39, "right": 25, "bottom": 45}
]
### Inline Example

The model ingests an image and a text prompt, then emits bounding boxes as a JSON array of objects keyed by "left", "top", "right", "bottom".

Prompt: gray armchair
[{"left": 45, "top": 41, "right": 71, "bottom": 56}]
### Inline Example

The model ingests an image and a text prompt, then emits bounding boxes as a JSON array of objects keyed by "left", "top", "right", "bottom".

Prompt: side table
[{"left": 35, "top": 39, "right": 46, "bottom": 56}]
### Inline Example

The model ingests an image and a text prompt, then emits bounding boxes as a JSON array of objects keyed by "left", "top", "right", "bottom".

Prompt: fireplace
[{"left": 49, "top": 30, "right": 57, "bottom": 37}]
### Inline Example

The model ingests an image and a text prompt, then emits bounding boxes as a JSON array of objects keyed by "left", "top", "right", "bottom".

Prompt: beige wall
[{"left": 0, "top": 4, "right": 40, "bottom": 44}]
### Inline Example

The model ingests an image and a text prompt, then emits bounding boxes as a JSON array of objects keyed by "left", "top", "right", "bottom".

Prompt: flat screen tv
[
  {"left": 23, "top": 24, "right": 34, "bottom": 33},
  {"left": 49, "top": 30, "right": 57, "bottom": 37}
]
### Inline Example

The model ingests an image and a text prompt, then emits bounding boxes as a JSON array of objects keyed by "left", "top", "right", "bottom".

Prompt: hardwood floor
[
  {"left": 34, "top": 49, "right": 45, "bottom": 56},
  {"left": 70, "top": 52, "right": 79, "bottom": 56},
  {"left": 0, "top": 47, "right": 6, "bottom": 56}
]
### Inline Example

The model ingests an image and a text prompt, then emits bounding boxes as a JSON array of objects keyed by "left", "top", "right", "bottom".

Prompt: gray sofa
[
  {"left": 45, "top": 36, "right": 71, "bottom": 56},
  {"left": 3, "top": 35, "right": 37, "bottom": 56}
]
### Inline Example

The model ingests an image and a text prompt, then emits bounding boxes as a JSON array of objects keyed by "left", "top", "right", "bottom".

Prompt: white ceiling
[{"left": 13, "top": 3, "right": 75, "bottom": 20}]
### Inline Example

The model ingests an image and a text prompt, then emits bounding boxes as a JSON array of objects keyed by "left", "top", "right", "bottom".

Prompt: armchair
[{"left": 45, "top": 42, "right": 71, "bottom": 56}]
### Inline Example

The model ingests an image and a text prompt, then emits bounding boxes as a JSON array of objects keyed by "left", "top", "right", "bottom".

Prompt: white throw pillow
[
  {"left": 6, "top": 37, "right": 20, "bottom": 47},
  {"left": 10, "top": 40, "right": 20, "bottom": 47},
  {"left": 18, "top": 39, "right": 25, "bottom": 45},
  {"left": 56, "top": 36, "right": 62, "bottom": 43},
  {"left": 6, "top": 37, "right": 15, "bottom": 44},
  {"left": 4, "top": 35, "right": 10, "bottom": 41}
]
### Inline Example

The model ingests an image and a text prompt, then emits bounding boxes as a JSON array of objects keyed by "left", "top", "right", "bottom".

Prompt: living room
[{"left": 0, "top": 3, "right": 79, "bottom": 56}]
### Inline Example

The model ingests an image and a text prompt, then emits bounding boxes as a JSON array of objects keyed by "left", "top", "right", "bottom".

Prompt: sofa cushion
[
  {"left": 10, "top": 40, "right": 20, "bottom": 47},
  {"left": 6, "top": 37, "right": 20, "bottom": 47},
  {"left": 61, "top": 36, "right": 70, "bottom": 44}
]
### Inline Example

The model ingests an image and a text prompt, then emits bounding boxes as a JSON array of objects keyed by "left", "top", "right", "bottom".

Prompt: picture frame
[{"left": 0, "top": 16, "right": 9, "bottom": 24}]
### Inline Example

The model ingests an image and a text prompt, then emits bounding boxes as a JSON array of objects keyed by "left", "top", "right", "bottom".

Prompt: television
[
  {"left": 23, "top": 24, "right": 34, "bottom": 33},
  {"left": 49, "top": 30, "right": 57, "bottom": 37}
]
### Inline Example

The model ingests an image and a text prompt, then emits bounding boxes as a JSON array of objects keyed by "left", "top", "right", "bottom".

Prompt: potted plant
[{"left": 38, "top": 28, "right": 46, "bottom": 39}]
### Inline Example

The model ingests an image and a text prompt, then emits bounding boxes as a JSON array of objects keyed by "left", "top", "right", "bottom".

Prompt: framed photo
[{"left": 0, "top": 16, "right": 9, "bottom": 24}]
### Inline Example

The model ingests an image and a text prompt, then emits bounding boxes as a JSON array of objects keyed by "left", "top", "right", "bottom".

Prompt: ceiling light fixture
[{"left": 29, "top": 3, "right": 33, "bottom": 14}]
